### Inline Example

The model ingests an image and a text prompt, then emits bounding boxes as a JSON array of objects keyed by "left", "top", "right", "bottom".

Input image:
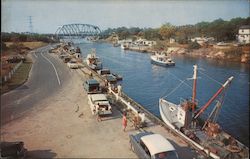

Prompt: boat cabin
[{"left": 97, "top": 69, "right": 111, "bottom": 76}]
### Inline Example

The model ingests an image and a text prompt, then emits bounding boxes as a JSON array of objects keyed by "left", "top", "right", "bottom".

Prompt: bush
[
  {"left": 188, "top": 41, "right": 201, "bottom": 49},
  {"left": 1, "top": 42, "right": 8, "bottom": 51}
]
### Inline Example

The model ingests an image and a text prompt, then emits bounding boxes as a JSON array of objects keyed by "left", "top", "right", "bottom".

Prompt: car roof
[
  {"left": 141, "top": 134, "right": 175, "bottom": 156},
  {"left": 90, "top": 94, "right": 107, "bottom": 101},
  {"left": 87, "top": 79, "right": 99, "bottom": 85}
]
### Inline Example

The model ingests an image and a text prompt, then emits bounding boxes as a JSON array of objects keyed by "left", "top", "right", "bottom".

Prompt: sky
[{"left": 1, "top": 0, "right": 250, "bottom": 33}]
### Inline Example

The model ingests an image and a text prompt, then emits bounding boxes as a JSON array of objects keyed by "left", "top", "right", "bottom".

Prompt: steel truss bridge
[{"left": 55, "top": 24, "right": 101, "bottom": 41}]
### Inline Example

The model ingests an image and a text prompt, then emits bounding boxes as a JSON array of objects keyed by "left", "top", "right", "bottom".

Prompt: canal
[{"left": 77, "top": 42, "right": 249, "bottom": 146}]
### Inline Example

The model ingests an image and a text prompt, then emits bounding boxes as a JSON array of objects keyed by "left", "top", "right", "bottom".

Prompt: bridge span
[{"left": 55, "top": 23, "right": 101, "bottom": 42}]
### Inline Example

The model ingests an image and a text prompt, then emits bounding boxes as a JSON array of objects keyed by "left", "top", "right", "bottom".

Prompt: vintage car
[
  {"left": 129, "top": 132, "right": 179, "bottom": 159},
  {"left": 83, "top": 79, "right": 101, "bottom": 94},
  {"left": 0, "top": 141, "right": 27, "bottom": 159},
  {"left": 67, "top": 59, "right": 78, "bottom": 69},
  {"left": 88, "top": 94, "right": 112, "bottom": 115}
]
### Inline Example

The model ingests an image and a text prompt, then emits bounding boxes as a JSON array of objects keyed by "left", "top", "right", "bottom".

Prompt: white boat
[
  {"left": 120, "top": 43, "right": 130, "bottom": 50},
  {"left": 150, "top": 53, "right": 175, "bottom": 67},
  {"left": 85, "top": 49, "right": 102, "bottom": 70},
  {"left": 159, "top": 65, "right": 249, "bottom": 159}
]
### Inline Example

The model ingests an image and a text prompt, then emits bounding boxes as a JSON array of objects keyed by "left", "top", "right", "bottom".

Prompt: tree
[
  {"left": 119, "top": 30, "right": 130, "bottom": 39},
  {"left": 143, "top": 28, "right": 161, "bottom": 40},
  {"left": 159, "top": 23, "right": 176, "bottom": 40}
]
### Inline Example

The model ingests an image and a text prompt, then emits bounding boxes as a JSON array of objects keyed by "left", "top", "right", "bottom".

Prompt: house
[
  {"left": 117, "top": 39, "right": 133, "bottom": 44},
  {"left": 169, "top": 38, "right": 176, "bottom": 44},
  {"left": 134, "top": 38, "right": 156, "bottom": 46},
  {"left": 191, "top": 37, "right": 214, "bottom": 45},
  {"left": 237, "top": 25, "right": 250, "bottom": 44}
]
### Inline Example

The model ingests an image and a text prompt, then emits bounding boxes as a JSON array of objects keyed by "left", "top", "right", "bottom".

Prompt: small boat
[
  {"left": 112, "top": 73, "right": 123, "bottom": 81},
  {"left": 159, "top": 65, "right": 249, "bottom": 159},
  {"left": 86, "top": 49, "right": 102, "bottom": 70},
  {"left": 150, "top": 52, "right": 175, "bottom": 67},
  {"left": 121, "top": 43, "right": 129, "bottom": 50}
]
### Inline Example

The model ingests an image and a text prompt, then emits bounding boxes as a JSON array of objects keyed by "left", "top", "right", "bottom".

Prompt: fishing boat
[
  {"left": 150, "top": 52, "right": 175, "bottom": 67},
  {"left": 85, "top": 49, "right": 102, "bottom": 70},
  {"left": 159, "top": 65, "right": 249, "bottom": 159}
]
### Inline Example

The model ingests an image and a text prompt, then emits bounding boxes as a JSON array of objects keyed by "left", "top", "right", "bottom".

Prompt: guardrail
[{"left": 1, "top": 61, "right": 23, "bottom": 84}]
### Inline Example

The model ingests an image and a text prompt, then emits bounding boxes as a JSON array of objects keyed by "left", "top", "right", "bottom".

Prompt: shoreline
[{"left": 101, "top": 39, "right": 250, "bottom": 64}]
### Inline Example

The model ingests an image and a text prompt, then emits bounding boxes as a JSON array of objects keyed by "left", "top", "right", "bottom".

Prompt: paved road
[{"left": 1, "top": 44, "right": 72, "bottom": 125}]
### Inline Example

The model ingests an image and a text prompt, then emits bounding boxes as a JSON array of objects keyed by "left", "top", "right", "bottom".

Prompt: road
[{"left": 1, "top": 44, "right": 71, "bottom": 125}]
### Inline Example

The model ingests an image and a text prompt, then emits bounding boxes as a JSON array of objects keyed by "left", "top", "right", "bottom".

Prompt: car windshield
[{"left": 152, "top": 151, "right": 178, "bottom": 159}]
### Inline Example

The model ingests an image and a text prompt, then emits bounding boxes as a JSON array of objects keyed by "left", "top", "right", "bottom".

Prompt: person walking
[{"left": 122, "top": 112, "right": 127, "bottom": 132}]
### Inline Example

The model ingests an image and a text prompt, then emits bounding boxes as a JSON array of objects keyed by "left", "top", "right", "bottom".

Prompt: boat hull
[
  {"left": 151, "top": 56, "right": 175, "bottom": 67},
  {"left": 159, "top": 98, "right": 249, "bottom": 159},
  {"left": 151, "top": 59, "right": 175, "bottom": 67}
]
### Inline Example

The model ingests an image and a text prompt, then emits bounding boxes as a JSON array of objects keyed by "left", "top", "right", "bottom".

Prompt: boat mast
[
  {"left": 192, "top": 65, "right": 198, "bottom": 111},
  {"left": 194, "top": 76, "right": 234, "bottom": 119}
]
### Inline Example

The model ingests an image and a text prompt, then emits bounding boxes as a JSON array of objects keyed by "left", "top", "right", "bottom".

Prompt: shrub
[{"left": 188, "top": 41, "right": 201, "bottom": 50}]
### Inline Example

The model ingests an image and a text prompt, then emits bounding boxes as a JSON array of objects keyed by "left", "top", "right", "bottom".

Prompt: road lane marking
[
  {"left": 41, "top": 52, "right": 61, "bottom": 85},
  {"left": 34, "top": 52, "right": 38, "bottom": 58}
]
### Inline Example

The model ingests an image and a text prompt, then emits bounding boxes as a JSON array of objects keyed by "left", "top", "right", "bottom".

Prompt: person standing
[
  {"left": 122, "top": 112, "right": 127, "bottom": 132},
  {"left": 96, "top": 103, "right": 102, "bottom": 122}
]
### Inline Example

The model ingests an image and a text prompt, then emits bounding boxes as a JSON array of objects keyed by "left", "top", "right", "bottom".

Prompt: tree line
[
  {"left": 100, "top": 17, "right": 250, "bottom": 43},
  {"left": 1, "top": 32, "right": 57, "bottom": 43}
]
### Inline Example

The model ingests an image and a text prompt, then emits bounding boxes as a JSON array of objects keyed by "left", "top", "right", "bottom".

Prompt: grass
[
  {"left": 1, "top": 60, "right": 32, "bottom": 95},
  {"left": 5, "top": 41, "right": 48, "bottom": 49}
]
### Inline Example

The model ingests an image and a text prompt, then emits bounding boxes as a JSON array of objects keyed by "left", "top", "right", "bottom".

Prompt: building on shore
[
  {"left": 237, "top": 25, "right": 250, "bottom": 44},
  {"left": 117, "top": 39, "right": 133, "bottom": 44},
  {"left": 134, "top": 38, "right": 156, "bottom": 47},
  {"left": 191, "top": 37, "right": 215, "bottom": 45}
]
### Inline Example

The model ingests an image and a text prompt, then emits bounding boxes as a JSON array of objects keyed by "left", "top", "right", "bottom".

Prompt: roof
[
  {"left": 105, "top": 74, "right": 117, "bottom": 82},
  {"left": 87, "top": 79, "right": 99, "bottom": 85},
  {"left": 239, "top": 25, "right": 250, "bottom": 29},
  {"left": 90, "top": 94, "right": 107, "bottom": 102},
  {"left": 141, "top": 134, "right": 175, "bottom": 155}
]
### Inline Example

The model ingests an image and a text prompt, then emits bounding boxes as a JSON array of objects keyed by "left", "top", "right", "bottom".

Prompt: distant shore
[{"left": 101, "top": 39, "right": 250, "bottom": 64}]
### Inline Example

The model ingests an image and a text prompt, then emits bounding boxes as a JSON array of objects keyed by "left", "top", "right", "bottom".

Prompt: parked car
[
  {"left": 59, "top": 53, "right": 68, "bottom": 59},
  {"left": 0, "top": 141, "right": 27, "bottom": 159},
  {"left": 83, "top": 79, "right": 101, "bottom": 94},
  {"left": 88, "top": 94, "right": 112, "bottom": 115},
  {"left": 67, "top": 59, "right": 78, "bottom": 69},
  {"left": 129, "top": 132, "right": 179, "bottom": 159},
  {"left": 64, "top": 57, "right": 71, "bottom": 63}
]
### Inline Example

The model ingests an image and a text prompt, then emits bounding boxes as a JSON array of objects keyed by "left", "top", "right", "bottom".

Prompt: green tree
[
  {"left": 143, "top": 28, "right": 161, "bottom": 40},
  {"left": 159, "top": 23, "right": 176, "bottom": 40}
]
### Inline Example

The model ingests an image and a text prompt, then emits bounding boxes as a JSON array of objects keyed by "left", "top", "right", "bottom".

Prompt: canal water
[{"left": 77, "top": 42, "right": 249, "bottom": 146}]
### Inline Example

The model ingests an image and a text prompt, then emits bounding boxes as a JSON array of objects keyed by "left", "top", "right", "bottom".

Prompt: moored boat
[
  {"left": 159, "top": 65, "right": 249, "bottom": 159},
  {"left": 150, "top": 52, "right": 175, "bottom": 67},
  {"left": 86, "top": 49, "right": 103, "bottom": 70},
  {"left": 121, "top": 43, "right": 129, "bottom": 50}
]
